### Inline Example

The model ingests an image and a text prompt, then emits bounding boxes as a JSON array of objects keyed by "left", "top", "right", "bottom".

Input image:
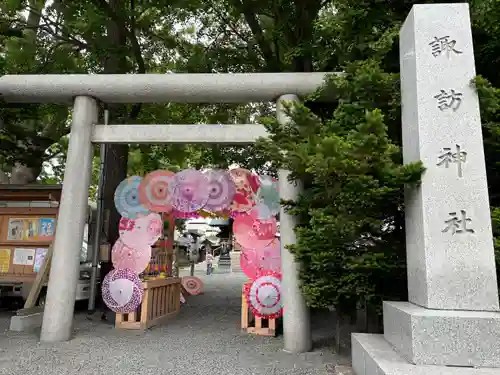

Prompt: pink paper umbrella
[
  {"left": 233, "top": 207, "right": 277, "bottom": 250},
  {"left": 119, "top": 212, "right": 163, "bottom": 248},
  {"left": 102, "top": 268, "right": 144, "bottom": 314},
  {"left": 203, "top": 169, "right": 236, "bottom": 212},
  {"left": 168, "top": 169, "right": 210, "bottom": 213},
  {"left": 181, "top": 276, "right": 204, "bottom": 295},
  {"left": 240, "top": 248, "right": 260, "bottom": 280},
  {"left": 111, "top": 239, "right": 152, "bottom": 274},
  {"left": 255, "top": 239, "right": 281, "bottom": 274}
]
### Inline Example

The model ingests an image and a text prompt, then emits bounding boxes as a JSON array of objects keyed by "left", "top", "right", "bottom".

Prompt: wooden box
[{"left": 115, "top": 277, "right": 181, "bottom": 330}]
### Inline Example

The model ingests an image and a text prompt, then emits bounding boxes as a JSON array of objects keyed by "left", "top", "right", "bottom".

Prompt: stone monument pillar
[{"left": 352, "top": 4, "right": 500, "bottom": 374}]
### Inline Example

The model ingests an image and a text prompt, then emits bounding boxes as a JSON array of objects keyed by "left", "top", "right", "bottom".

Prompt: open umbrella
[
  {"left": 114, "top": 176, "right": 151, "bottom": 219},
  {"left": 244, "top": 271, "right": 283, "bottom": 319},
  {"left": 111, "top": 239, "right": 151, "bottom": 274},
  {"left": 203, "top": 169, "right": 236, "bottom": 212},
  {"left": 119, "top": 212, "right": 162, "bottom": 248},
  {"left": 181, "top": 276, "right": 204, "bottom": 295},
  {"left": 102, "top": 268, "right": 144, "bottom": 314},
  {"left": 228, "top": 168, "right": 260, "bottom": 214},
  {"left": 169, "top": 169, "right": 210, "bottom": 213},
  {"left": 233, "top": 207, "right": 277, "bottom": 250},
  {"left": 138, "top": 170, "right": 175, "bottom": 213}
]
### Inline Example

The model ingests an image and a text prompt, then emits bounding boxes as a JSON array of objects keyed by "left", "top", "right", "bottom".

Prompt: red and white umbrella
[
  {"left": 181, "top": 276, "right": 204, "bottom": 295},
  {"left": 244, "top": 271, "right": 283, "bottom": 319},
  {"left": 102, "top": 268, "right": 144, "bottom": 314}
]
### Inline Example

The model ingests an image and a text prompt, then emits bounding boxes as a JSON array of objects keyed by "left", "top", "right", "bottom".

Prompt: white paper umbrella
[{"left": 244, "top": 271, "right": 283, "bottom": 319}]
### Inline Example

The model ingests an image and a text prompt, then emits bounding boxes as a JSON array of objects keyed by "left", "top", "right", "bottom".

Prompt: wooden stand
[
  {"left": 115, "top": 277, "right": 181, "bottom": 330},
  {"left": 241, "top": 283, "right": 277, "bottom": 337}
]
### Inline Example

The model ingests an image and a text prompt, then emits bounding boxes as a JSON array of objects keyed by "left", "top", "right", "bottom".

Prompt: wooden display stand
[
  {"left": 115, "top": 277, "right": 181, "bottom": 330},
  {"left": 0, "top": 185, "right": 60, "bottom": 285},
  {"left": 241, "top": 282, "right": 277, "bottom": 337}
]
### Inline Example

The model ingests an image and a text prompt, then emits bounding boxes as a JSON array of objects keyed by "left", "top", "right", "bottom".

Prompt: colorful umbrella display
[
  {"left": 181, "top": 276, "right": 204, "bottom": 295},
  {"left": 168, "top": 169, "right": 210, "bottom": 213},
  {"left": 102, "top": 268, "right": 144, "bottom": 314},
  {"left": 111, "top": 239, "right": 152, "bottom": 274},
  {"left": 256, "top": 175, "right": 280, "bottom": 218},
  {"left": 114, "top": 176, "right": 151, "bottom": 219},
  {"left": 244, "top": 271, "right": 283, "bottom": 319},
  {"left": 228, "top": 168, "right": 260, "bottom": 213},
  {"left": 233, "top": 207, "right": 277, "bottom": 250},
  {"left": 203, "top": 169, "right": 236, "bottom": 212},
  {"left": 138, "top": 170, "right": 175, "bottom": 213}
]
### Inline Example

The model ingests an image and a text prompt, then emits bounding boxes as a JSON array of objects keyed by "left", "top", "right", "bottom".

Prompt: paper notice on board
[
  {"left": 0, "top": 249, "right": 10, "bottom": 272},
  {"left": 7, "top": 219, "right": 24, "bottom": 241},
  {"left": 13, "top": 248, "right": 35, "bottom": 266}
]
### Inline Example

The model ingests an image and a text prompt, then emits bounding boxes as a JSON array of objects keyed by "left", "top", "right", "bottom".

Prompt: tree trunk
[{"left": 100, "top": 0, "right": 131, "bottom": 245}]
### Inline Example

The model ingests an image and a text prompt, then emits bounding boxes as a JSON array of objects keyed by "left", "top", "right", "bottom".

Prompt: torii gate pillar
[{"left": 277, "top": 95, "right": 312, "bottom": 353}]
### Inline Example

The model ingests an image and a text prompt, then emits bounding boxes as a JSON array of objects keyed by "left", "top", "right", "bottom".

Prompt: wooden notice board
[{"left": 0, "top": 207, "right": 57, "bottom": 282}]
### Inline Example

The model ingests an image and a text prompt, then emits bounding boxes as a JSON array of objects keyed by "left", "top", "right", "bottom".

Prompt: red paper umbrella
[
  {"left": 138, "top": 170, "right": 175, "bottom": 213},
  {"left": 102, "top": 268, "right": 144, "bottom": 314},
  {"left": 168, "top": 169, "right": 210, "bottom": 213},
  {"left": 114, "top": 176, "right": 151, "bottom": 219},
  {"left": 181, "top": 276, "right": 204, "bottom": 295},
  {"left": 233, "top": 207, "right": 277, "bottom": 250},
  {"left": 244, "top": 271, "right": 283, "bottom": 319},
  {"left": 111, "top": 239, "right": 152, "bottom": 274},
  {"left": 240, "top": 248, "right": 260, "bottom": 280},
  {"left": 204, "top": 169, "right": 236, "bottom": 212},
  {"left": 119, "top": 212, "right": 163, "bottom": 247},
  {"left": 228, "top": 168, "right": 260, "bottom": 213}
]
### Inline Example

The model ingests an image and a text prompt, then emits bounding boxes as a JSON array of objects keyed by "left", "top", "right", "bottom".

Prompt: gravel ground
[{"left": 0, "top": 268, "right": 349, "bottom": 375}]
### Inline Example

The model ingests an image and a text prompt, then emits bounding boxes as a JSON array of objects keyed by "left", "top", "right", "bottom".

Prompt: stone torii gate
[{"left": 0, "top": 73, "right": 328, "bottom": 352}]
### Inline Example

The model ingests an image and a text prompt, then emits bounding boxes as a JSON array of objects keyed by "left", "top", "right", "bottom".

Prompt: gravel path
[{"left": 0, "top": 271, "right": 348, "bottom": 375}]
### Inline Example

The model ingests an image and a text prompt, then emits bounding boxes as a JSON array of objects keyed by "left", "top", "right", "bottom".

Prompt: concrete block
[
  {"left": 352, "top": 333, "right": 500, "bottom": 375},
  {"left": 10, "top": 312, "right": 43, "bottom": 332},
  {"left": 383, "top": 301, "right": 500, "bottom": 367}
]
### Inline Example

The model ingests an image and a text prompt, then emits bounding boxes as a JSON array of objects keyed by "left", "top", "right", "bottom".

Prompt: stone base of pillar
[
  {"left": 382, "top": 301, "right": 500, "bottom": 368},
  {"left": 352, "top": 333, "right": 500, "bottom": 375},
  {"left": 352, "top": 301, "right": 500, "bottom": 375}
]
